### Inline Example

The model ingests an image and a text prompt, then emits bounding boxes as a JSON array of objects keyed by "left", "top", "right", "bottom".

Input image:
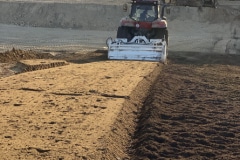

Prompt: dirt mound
[
  {"left": 0, "top": 49, "right": 69, "bottom": 77},
  {"left": 0, "top": 49, "right": 109, "bottom": 78},
  {"left": 130, "top": 53, "right": 240, "bottom": 159},
  {"left": 0, "top": 48, "right": 54, "bottom": 63}
]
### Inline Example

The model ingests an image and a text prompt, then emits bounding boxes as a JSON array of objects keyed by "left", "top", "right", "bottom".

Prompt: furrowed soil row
[{"left": 130, "top": 52, "right": 240, "bottom": 160}]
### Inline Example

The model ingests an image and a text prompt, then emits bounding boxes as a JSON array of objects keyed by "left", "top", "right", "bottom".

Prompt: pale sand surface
[{"left": 0, "top": 59, "right": 159, "bottom": 159}]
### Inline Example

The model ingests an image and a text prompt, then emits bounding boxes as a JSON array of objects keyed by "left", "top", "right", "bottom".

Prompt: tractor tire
[
  {"left": 212, "top": 0, "right": 218, "bottom": 8},
  {"left": 154, "top": 28, "right": 169, "bottom": 45},
  {"left": 116, "top": 26, "right": 131, "bottom": 41}
]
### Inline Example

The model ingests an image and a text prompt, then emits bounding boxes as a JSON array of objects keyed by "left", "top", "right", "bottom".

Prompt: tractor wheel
[
  {"left": 165, "top": 29, "right": 169, "bottom": 45},
  {"left": 212, "top": 0, "right": 218, "bottom": 8},
  {"left": 116, "top": 26, "right": 131, "bottom": 41},
  {"left": 154, "top": 28, "right": 169, "bottom": 45}
]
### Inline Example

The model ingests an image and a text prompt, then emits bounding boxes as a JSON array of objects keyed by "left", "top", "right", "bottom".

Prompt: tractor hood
[{"left": 120, "top": 17, "right": 167, "bottom": 29}]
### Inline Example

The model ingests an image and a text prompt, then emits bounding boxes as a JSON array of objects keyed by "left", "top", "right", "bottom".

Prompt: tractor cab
[
  {"left": 203, "top": 0, "right": 218, "bottom": 8},
  {"left": 129, "top": 1, "right": 159, "bottom": 22}
]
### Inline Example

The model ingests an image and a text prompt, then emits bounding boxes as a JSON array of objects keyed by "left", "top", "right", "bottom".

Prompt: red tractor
[
  {"left": 117, "top": 0, "right": 169, "bottom": 45},
  {"left": 107, "top": 0, "right": 169, "bottom": 62}
]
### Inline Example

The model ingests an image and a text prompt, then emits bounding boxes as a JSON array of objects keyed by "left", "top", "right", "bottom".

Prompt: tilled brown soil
[
  {"left": 131, "top": 52, "right": 240, "bottom": 160},
  {"left": 1, "top": 49, "right": 240, "bottom": 159}
]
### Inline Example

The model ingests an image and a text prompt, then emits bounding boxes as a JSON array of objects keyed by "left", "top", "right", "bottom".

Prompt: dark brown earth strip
[{"left": 130, "top": 53, "right": 240, "bottom": 160}]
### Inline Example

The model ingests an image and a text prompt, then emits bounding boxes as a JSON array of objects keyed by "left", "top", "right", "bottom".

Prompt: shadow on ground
[{"left": 168, "top": 51, "right": 240, "bottom": 66}]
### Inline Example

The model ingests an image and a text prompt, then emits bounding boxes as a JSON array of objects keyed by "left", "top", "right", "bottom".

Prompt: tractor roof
[{"left": 131, "top": 0, "right": 160, "bottom": 4}]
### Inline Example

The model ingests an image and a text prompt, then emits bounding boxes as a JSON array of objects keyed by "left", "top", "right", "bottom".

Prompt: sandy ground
[{"left": 0, "top": 49, "right": 160, "bottom": 159}]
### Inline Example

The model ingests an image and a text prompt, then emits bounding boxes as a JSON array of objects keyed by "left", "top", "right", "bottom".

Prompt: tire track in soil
[{"left": 130, "top": 52, "right": 240, "bottom": 160}]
